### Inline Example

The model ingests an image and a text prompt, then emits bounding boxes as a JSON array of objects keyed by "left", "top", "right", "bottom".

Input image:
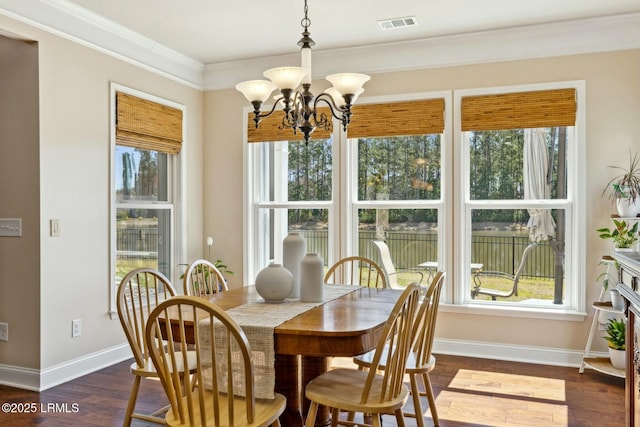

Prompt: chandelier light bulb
[
  {"left": 264, "top": 67, "right": 308, "bottom": 91},
  {"left": 326, "top": 73, "right": 371, "bottom": 96},
  {"left": 235, "top": 80, "right": 276, "bottom": 103},
  {"left": 326, "top": 87, "right": 364, "bottom": 107}
]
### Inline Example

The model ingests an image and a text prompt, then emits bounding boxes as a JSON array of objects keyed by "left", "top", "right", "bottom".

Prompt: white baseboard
[
  {"left": 1, "top": 339, "right": 604, "bottom": 391},
  {"left": 0, "top": 344, "right": 133, "bottom": 391},
  {"left": 434, "top": 338, "right": 602, "bottom": 367}
]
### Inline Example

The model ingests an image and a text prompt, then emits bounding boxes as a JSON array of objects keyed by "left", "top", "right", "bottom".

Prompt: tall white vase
[
  {"left": 300, "top": 253, "right": 324, "bottom": 303},
  {"left": 283, "top": 232, "right": 306, "bottom": 298}
]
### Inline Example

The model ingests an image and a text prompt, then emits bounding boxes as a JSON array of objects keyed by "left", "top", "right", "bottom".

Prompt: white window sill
[{"left": 439, "top": 302, "right": 587, "bottom": 322}]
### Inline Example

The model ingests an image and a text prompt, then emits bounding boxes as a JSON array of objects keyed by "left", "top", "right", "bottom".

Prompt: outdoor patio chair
[
  {"left": 472, "top": 243, "right": 538, "bottom": 300},
  {"left": 372, "top": 240, "right": 424, "bottom": 289}
]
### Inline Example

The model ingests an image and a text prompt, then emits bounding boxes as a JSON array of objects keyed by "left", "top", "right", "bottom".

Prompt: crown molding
[
  {"left": 1, "top": 0, "right": 638, "bottom": 92},
  {"left": 0, "top": 0, "right": 205, "bottom": 89},
  {"left": 205, "top": 13, "right": 640, "bottom": 90}
]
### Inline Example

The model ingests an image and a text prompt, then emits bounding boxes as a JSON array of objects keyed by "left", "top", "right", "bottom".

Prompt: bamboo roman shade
[
  {"left": 116, "top": 92, "right": 183, "bottom": 154},
  {"left": 347, "top": 99, "right": 445, "bottom": 139},
  {"left": 247, "top": 107, "right": 332, "bottom": 143},
  {"left": 461, "top": 88, "right": 576, "bottom": 131}
]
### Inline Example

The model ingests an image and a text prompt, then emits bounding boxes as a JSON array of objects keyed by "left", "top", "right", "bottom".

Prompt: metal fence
[
  {"left": 116, "top": 227, "right": 555, "bottom": 279},
  {"left": 296, "top": 229, "right": 555, "bottom": 279}
]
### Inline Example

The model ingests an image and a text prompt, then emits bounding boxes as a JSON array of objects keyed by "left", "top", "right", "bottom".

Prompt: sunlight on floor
[
  {"left": 449, "top": 369, "right": 566, "bottom": 401},
  {"left": 433, "top": 369, "right": 568, "bottom": 427}
]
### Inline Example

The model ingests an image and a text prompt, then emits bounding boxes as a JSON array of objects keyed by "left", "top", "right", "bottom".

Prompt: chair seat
[
  {"left": 130, "top": 351, "right": 198, "bottom": 377},
  {"left": 305, "top": 368, "right": 409, "bottom": 415},
  {"left": 165, "top": 390, "right": 286, "bottom": 427},
  {"left": 354, "top": 348, "right": 436, "bottom": 375}
]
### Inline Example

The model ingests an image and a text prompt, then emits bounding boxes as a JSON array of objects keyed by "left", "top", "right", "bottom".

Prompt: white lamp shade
[
  {"left": 264, "top": 67, "right": 308, "bottom": 90},
  {"left": 326, "top": 73, "right": 370, "bottom": 95},
  {"left": 326, "top": 87, "right": 364, "bottom": 107},
  {"left": 235, "top": 80, "right": 276, "bottom": 103}
]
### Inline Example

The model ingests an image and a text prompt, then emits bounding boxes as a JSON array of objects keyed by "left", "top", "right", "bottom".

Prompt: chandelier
[{"left": 235, "top": 0, "right": 370, "bottom": 143}]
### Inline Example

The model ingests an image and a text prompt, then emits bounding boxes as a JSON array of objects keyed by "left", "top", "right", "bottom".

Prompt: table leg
[
  {"left": 302, "top": 356, "right": 331, "bottom": 427},
  {"left": 275, "top": 354, "right": 303, "bottom": 427}
]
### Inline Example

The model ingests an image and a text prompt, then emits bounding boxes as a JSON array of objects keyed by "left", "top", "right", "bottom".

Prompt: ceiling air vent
[{"left": 378, "top": 16, "right": 418, "bottom": 30}]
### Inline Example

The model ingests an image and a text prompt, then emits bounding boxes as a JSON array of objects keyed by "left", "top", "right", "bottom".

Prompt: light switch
[
  {"left": 0, "top": 218, "right": 21, "bottom": 237},
  {"left": 50, "top": 219, "right": 60, "bottom": 237}
]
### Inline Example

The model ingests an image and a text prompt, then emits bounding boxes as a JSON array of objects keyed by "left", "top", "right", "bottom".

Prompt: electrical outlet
[
  {"left": 72, "top": 319, "right": 81, "bottom": 338},
  {"left": 0, "top": 322, "right": 8, "bottom": 341}
]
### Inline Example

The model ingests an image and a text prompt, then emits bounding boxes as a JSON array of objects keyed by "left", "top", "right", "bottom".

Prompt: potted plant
[
  {"left": 597, "top": 219, "right": 639, "bottom": 251},
  {"left": 602, "top": 151, "right": 640, "bottom": 218},
  {"left": 604, "top": 317, "right": 626, "bottom": 369}
]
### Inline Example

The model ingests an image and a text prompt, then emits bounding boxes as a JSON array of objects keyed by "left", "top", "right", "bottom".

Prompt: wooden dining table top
[{"left": 199, "top": 285, "right": 402, "bottom": 357}]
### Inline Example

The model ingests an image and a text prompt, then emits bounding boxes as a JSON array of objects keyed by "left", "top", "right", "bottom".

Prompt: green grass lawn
[{"left": 393, "top": 271, "right": 558, "bottom": 302}]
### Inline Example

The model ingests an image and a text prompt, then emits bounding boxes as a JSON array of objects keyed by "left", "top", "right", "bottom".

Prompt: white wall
[{"left": 0, "top": 15, "right": 204, "bottom": 390}]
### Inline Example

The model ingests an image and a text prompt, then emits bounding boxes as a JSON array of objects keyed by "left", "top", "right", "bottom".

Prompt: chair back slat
[
  {"left": 324, "top": 256, "right": 387, "bottom": 288},
  {"left": 360, "top": 283, "right": 421, "bottom": 404},
  {"left": 412, "top": 272, "right": 445, "bottom": 366}
]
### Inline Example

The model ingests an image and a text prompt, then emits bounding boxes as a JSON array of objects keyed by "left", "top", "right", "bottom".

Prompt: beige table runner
[{"left": 201, "top": 284, "right": 357, "bottom": 399}]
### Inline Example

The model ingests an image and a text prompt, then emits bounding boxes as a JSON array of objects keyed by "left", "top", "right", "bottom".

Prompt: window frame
[
  {"left": 109, "top": 83, "right": 186, "bottom": 318},
  {"left": 452, "top": 81, "right": 587, "bottom": 318}
]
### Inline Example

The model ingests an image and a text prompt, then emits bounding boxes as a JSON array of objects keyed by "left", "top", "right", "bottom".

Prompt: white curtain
[{"left": 524, "top": 128, "right": 555, "bottom": 242}]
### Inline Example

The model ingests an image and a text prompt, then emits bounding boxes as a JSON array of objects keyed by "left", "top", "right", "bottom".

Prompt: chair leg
[
  {"left": 422, "top": 373, "right": 439, "bottom": 427},
  {"left": 305, "top": 401, "right": 319, "bottom": 427},
  {"left": 394, "top": 408, "right": 407, "bottom": 427},
  {"left": 123, "top": 375, "right": 142, "bottom": 427},
  {"left": 409, "top": 373, "right": 425, "bottom": 427},
  {"left": 331, "top": 408, "right": 340, "bottom": 427}
]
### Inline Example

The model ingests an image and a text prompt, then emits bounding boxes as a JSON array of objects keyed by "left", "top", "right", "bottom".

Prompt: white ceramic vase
[
  {"left": 255, "top": 263, "right": 293, "bottom": 303},
  {"left": 300, "top": 253, "right": 324, "bottom": 303},
  {"left": 283, "top": 232, "right": 306, "bottom": 298},
  {"left": 616, "top": 197, "right": 640, "bottom": 218},
  {"left": 609, "top": 347, "right": 626, "bottom": 370}
]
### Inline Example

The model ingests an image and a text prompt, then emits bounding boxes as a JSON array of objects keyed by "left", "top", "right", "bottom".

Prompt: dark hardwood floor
[{"left": 0, "top": 354, "right": 625, "bottom": 426}]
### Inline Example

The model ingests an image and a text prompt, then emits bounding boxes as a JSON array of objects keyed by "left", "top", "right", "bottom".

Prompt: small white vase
[
  {"left": 300, "top": 253, "right": 324, "bottom": 303},
  {"left": 255, "top": 263, "right": 293, "bottom": 303},
  {"left": 616, "top": 197, "right": 640, "bottom": 218},
  {"left": 609, "top": 347, "right": 626, "bottom": 370},
  {"left": 283, "top": 232, "right": 306, "bottom": 298}
]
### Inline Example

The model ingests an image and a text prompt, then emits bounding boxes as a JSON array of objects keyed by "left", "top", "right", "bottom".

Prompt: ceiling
[
  {"left": 1, "top": 0, "right": 639, "bottom": 89},
  {"left": 65, "top": 0, "right": 640, "bottom": 65}
]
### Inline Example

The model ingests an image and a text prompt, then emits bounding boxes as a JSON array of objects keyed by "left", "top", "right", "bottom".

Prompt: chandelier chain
[{"left": 301, "top": 0, "right": 311, "bottom": 31}]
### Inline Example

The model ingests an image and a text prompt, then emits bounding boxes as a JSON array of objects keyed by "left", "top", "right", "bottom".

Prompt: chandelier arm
[
  {"left": 314, "top": 93, "right": 353, "bottom": 131},
  {"left": 314, "top": 93, "right": 346, "bottom": 121}
]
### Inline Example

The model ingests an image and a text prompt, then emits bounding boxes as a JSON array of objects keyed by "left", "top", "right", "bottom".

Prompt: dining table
[{"left": 164, "top": 284, "right": 403, "bottom": 427}]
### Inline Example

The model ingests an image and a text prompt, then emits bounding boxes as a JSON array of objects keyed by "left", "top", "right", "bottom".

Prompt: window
[
  {"left": 455, "top": 82, "right": 585, "bottom": 312},
  {"left": 346, "top": 96, "right": 450, "bottom": 289},
  {"left": 110, "top": 85, "right": 184, "bottom": 316},
  {"left": 245, "top": 94, "right": 450, "bottom": 286},
  {"left": 245, "top": 83, "right": 585, "bottom": 315}
]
